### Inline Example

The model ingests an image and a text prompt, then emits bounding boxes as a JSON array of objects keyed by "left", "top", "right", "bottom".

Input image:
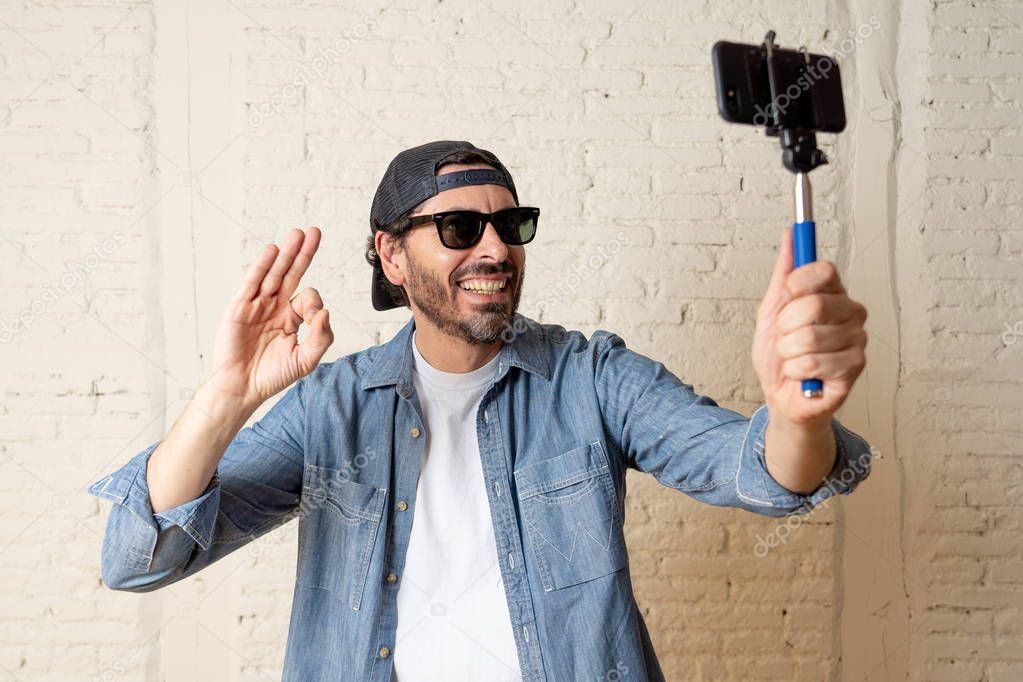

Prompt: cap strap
[{"left": 435, "top": 168, "right": 511, "bottom": 194}]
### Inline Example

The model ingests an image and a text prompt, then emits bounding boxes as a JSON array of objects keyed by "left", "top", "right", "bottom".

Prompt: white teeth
[{"left": 458, "top": 279, "right": 507, "bottom": 293}]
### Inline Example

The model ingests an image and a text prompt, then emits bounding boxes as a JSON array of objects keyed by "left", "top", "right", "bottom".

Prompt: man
[{"left": 89, "top": 140, "right": 872, "bottom": 681}]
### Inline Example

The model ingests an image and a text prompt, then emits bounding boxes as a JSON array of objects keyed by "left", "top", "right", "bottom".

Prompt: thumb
[
  {"left": 757, "top": 226, "right": 795, "bottom": 322},
  {"left": 298, "top": 307, "right": 334, "bottom": 371}
]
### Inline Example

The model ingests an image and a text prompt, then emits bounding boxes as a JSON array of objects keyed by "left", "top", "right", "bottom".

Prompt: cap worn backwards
[{"left": 369, "top": 140, "right": 518, "bottom": 311}]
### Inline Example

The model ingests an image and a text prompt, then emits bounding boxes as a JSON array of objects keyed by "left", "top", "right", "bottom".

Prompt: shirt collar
[{"left": 358, "top": 313, "right": 550, "bottom": 393}]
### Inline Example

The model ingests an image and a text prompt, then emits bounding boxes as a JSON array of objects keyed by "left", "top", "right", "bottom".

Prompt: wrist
[
  {"left": 765, "top": 402, "right": 832, "bottom": 435},
  {"left": 763, "top": 408, "right": 839, "bottom": 495},
  {"left": 193, "top": 382, "right": 259, "bottom": 432}
]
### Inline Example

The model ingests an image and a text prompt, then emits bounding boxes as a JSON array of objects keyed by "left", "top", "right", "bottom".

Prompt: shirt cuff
[
  {"left": 736, "top": 404, "right": 873, "bottom": 516},
  {"left": 87, "top": 441, "right": 221, "bottom": 550}
]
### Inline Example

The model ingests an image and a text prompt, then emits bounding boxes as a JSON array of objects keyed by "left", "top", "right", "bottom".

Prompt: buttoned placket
[
  {"left": 475, "top": 381, "right": 548, "bottom": 681},
  {"left": 369, "top": 385, "right": 428, "bottom": 681}
]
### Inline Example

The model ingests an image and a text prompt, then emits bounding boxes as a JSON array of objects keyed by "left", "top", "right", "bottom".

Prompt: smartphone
[{"left": 712, "top": 40, "right": 846, "bottom": 133}]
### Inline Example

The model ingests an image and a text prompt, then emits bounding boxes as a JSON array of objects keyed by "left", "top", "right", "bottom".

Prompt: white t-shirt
[{"left": 390, "top": 332, "right": 522, "bottom": 681}]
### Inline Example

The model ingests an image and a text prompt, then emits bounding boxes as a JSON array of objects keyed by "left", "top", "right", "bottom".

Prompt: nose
[{"left": 473, "top": 221, "right": 509, "bottom": 262}]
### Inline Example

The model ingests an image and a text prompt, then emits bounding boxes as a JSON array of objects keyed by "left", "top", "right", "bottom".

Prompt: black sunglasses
[{"left": 407, "top": 206, "right": 540, "bottom": 249}]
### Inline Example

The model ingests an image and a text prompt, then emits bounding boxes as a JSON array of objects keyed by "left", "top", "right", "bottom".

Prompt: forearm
[
  {"left": 146, "top": 383, "right": 258, "bottom": 514},
  {"left": 763, "top": 409, "right": 837, "bottom": 495}
]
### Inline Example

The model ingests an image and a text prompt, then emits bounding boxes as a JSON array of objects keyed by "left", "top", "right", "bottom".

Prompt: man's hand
[
  {"left": 752, "top": 226, "right": 868, "bottom": 430},
  {"left": 208, "top": 227, "right": 334, "bottom": 411},
  {"left": 145, "top": 227, "right": 333, "bottom": 514}
]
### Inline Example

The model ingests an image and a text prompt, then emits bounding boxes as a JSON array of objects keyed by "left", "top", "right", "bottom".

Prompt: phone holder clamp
[{"left": 762, "top": 31, "right": 830, "bottom": 176}]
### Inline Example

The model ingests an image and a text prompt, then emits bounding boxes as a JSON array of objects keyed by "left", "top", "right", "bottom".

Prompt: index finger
[{"left": 279, "top": 226, "right": 322, "bottom": 301}]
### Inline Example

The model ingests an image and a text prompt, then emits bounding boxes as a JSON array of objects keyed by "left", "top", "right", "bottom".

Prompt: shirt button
[
  {"left": 397, "top": 500, "right": 408, "bottom": 511},
  {"left": 410, "top": 427, "right": 421, "bottom": 438},
  {"left": 379, "top": 646, "right": 390, "bottom": 658},
  {"left": 386, "top": 572, "right": 397, "bottom": 584}
]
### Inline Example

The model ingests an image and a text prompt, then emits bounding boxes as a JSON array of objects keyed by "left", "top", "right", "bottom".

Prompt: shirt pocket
[
  {"left": 514, "top": 441, "right": 627, "bottom": 592},
  {"left": 297, "top": 463, "right": 387, "bottom": 611}
]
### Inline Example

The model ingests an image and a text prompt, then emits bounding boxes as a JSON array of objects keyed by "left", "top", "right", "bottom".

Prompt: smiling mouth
[
  {"left": 455, "top": 275, "right": 514, "bottom": 302},
  {"left": 457, "top": 278, "right": 508, "bottom": 294}
]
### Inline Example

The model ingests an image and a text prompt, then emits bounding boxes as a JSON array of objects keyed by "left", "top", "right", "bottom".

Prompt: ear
[{"left": 376, "top": 231, "right": 406, "bottom": 287}]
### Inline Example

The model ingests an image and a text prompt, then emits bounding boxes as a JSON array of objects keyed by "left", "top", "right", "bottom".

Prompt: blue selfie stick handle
[{"left": 793, "top": 218, "right": 823, "bottom": 398}]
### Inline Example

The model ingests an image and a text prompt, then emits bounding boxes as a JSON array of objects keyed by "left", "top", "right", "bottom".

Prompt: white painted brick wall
[{"left": 0, "top": 1, "right": 1018, "bottom": 681}]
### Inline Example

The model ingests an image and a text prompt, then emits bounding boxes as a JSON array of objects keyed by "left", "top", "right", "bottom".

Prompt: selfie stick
[
  {"left": 793, "top": 172, "right": 821, "bottom": 397},
  {"left": 764, "top": 31, "right": 826, "bottom": 398}
]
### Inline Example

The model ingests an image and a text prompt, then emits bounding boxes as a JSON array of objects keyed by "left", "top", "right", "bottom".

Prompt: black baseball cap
[{"left": 369, "top": 140, "right": 519, "bottom": 311}]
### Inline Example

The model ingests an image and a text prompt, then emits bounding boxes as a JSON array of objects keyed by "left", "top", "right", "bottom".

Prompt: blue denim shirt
[{"left": 88, "top": 313, "right": 872, "bottom": 681}]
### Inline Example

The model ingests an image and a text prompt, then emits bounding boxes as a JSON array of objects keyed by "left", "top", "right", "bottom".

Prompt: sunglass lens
[
  {"left": 494, "top": 209, "right": 536, "bottom": 245},
  {"left": 440, "top": 213, "right": 482, "bottom": 248}
]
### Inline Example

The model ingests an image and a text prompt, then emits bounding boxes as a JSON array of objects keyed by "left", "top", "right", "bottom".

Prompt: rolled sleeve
[
  {"left": 88, "top": 442, "right": 222, "bottom": 551},
  {"left": 87, "top": 379, "right": 306, "bottom": 591},
  {"left": 736, "top": 404, "right": 874, "bottom": 516}
]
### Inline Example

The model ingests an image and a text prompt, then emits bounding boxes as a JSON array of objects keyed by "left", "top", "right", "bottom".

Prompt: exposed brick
[{"left": 4, "top": 1, "right": 1017, "bottom": 680}]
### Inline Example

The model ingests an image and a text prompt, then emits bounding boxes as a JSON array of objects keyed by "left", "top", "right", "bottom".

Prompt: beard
[{"left": 403, "top": 254, "right": 524, "bottom": 345}]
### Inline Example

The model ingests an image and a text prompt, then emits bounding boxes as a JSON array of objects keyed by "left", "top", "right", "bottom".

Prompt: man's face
[{"left": 393, "top": 163, "right": 526, "bottom": 345}]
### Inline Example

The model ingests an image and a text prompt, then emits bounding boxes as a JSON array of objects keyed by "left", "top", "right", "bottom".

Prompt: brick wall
[
  {"left": 0, "top": 1, "right": 1017, "bottom": 680},
  {"left": 896, "top": 1, "right": 1023, "bottom": 680},
  {"left": 0, "top": 3, "right": 161, "bottom": 681}
]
